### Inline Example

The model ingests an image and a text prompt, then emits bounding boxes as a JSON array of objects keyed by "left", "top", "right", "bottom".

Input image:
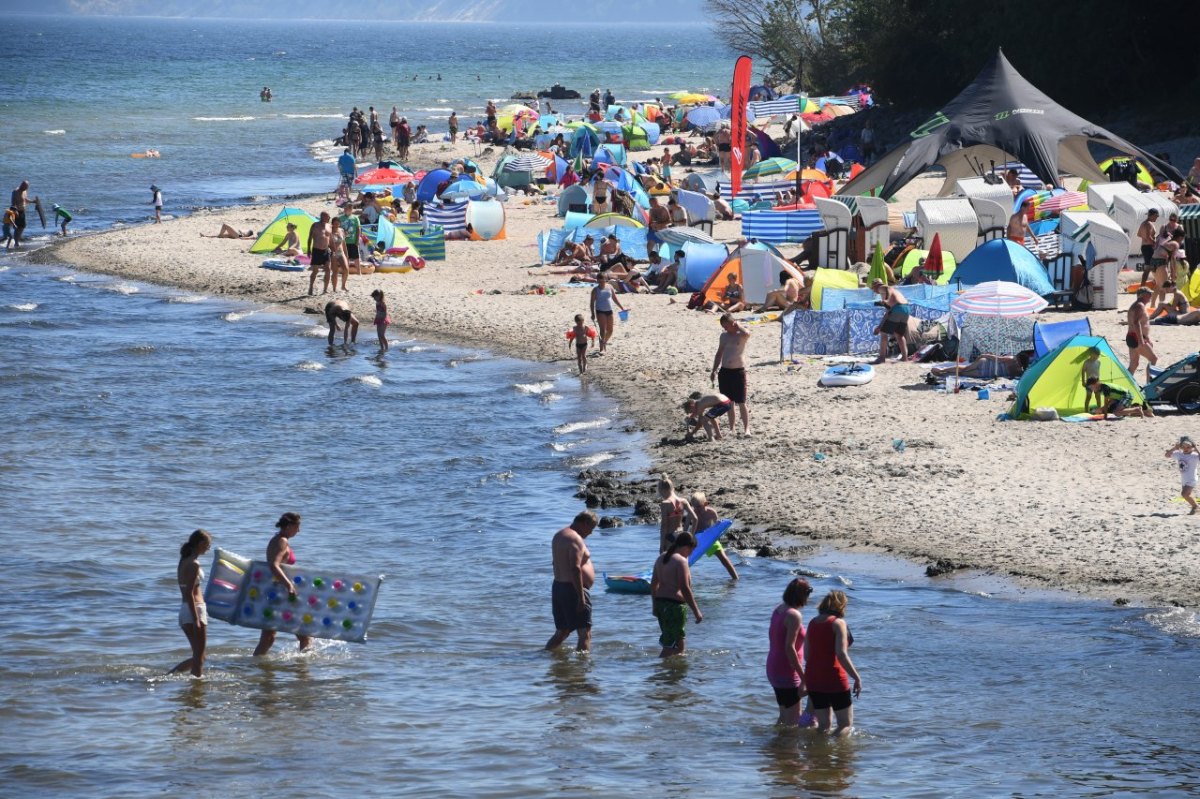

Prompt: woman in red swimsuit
[
  {"left": 804, "top": 590, "right": 862, "bottom": 736},
  {"left": 253, "top": 511, "right": 312, "bottom": 656}
]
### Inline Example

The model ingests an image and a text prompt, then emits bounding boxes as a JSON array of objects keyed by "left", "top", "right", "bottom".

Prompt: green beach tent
[
  {"left": 1009, "top": 335, "right": 1143, "bottom": 419},
  {"left": 249, "top": 207, "right": 317, "bottom": 254}
]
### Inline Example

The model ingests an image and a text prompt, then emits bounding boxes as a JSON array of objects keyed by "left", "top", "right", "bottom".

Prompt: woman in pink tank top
[{"left": 765, "top": 578, "right": 813, "bottom": 725}]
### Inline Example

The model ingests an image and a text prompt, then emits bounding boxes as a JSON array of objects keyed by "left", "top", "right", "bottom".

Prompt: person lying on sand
[
  {"left": 759, "top": 271, "right": 807, "bottom": 314},
  {"left": 929, "top": 351, "right": 1033, "bottom": 379},
  {"left": 202, "top": 224, "right": 256, "bottom": 239}
]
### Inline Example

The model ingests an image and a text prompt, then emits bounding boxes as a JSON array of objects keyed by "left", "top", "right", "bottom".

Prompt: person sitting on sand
[
  {"left": 554, "top": 236, "right": 596, "bottom": 267},
  {"left": 759, "top": 270, "right": 807, "bottom": 314},
  {"left": 598, "top": 234, "right": 626, "bottom": 271},
  {"left": 667, "top": 197, "right": 687, "bottom": 227},
  {"left": 1086, "top": 377, "right": 1153, "bottom": 418},
  {"left": 1150, "top": 281, "right": 1190, "bottom": 323},
  {"left": 271, "top": 222, "right": 301, "bottom": 256},
  {"left": 929, "top": 350, "right": 1033, "bottom": 379},
  {"left": 654, "top": 252, "right": 683, "bottom": 293},
  {"left": 683, "top": 391, "right": 733, "bottom": 442},
  {"left": 710, "top": 191, "right": 734, "bottom": 221},
  {"left": 716, "top": 272, "right": 747, "bottom": 314},
  {"left": 202, "top": 223, "right": 256, "bottom": 240}
]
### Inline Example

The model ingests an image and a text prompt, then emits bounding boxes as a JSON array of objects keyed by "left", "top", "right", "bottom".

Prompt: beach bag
[
  {"left": 687, "top": 291, "right": 705, "bottom": 310},
  {"left": 1032, "top": 407, "right": 1060, "bottom": 421}
]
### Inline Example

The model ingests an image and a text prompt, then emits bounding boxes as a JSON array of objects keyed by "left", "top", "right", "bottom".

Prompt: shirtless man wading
[
  {"left": 712, "top": 313, "right": 751, "bottom": 435},
  {"left": 307, "top": 212, "right": 332, "bottom": 296},
  {"left": 546, "top": 511, "right": 598, "bottom": 652}
]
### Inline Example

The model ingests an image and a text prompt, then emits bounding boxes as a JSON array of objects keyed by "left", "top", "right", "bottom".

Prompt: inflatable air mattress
[
  {"left": 261, "top": 258, "right": 306, "bottom": 272},
  {"left": 603, "top": 519, "right": 733, "bottom": 594},
  {"left": 819, "top": 363, "right": 874, "bottom": 387},
  {"left": 204, "top": 548, "right": 382, "bottom": 643}
]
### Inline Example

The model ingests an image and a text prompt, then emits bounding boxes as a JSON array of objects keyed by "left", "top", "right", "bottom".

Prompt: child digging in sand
[
  {"left": 1166, "top": 436, "right": 1200, "bottom": 515},
  {"left": 567, "top": 314, "right": 595, "bottom": 374}
]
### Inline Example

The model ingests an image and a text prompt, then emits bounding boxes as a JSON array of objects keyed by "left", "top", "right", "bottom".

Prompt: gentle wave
[
  {"left": 1145, "top": 607, "right": 1200, "bottom": 638},
  {"left": 102, "top": 284, "right": 139, "bottom": 295},
  {"left": 164, "top": 294, "right": 207, "bottom": 303},
  {"left": 295, "top": 361, "right": 325, "bottom": 371},
  {"left": 351, "top": 374, "right": 383, "bottom": 387},
  {"left": 553, "top": 418, "right": 610, "bottom": 435},
  {"left": 194, "top": 116, "right": 255, "bottom": 122},
  {"left": 513, "top": 380, "right": 554, "bottom": 395},
  {"left": 284, "top": 113, "right": 343, "bottom": 119},
  {"left": 550, "top": 441, "right": 579, "bottom": 452},
  {"left": 540, "top": 393, "right": 563, "bottom": 404},
  {"left": 297, "top": 325, "right": 328, "bottom": 338},
  {"left": 7, "top": 303, "right": 38, "bottom": 311},
  {"left": 44, "top": 129, "right": 66, "bottom": 135},
  {"left": 221, "top": 310, "right": 256, "bottom": 322},
  {"left": 566, "top": 452, "right": 615, "bottom": 469}
]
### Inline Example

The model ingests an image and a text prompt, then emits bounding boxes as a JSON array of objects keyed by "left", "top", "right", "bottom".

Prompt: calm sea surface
[
  {"left": 0, "top": 15, "right": 732, "bottom": 234},
  {"left": 1, "top": 260, "right": 1199, "bottom": 797}
]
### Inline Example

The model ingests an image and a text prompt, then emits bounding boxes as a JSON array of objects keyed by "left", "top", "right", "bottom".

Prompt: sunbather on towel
[{"left": 929, "top": 350, "right": 1033, "bottom": 379}]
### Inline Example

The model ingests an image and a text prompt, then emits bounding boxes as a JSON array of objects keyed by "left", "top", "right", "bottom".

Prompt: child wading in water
[
  {"left": 651, "top": 531, "right": 702, "bottom": 657},
  {"left": 371, "top": 289, "right": 390, "bottom": 351},
  {"left": 567, "top": 314, "right": 595, "bottom": 374},
  {"left": 690, "top": 491, "right": 738, "bottom": 580},
  {"left": 1166, "top": 436, "right": 1200, "bottom": 514}
]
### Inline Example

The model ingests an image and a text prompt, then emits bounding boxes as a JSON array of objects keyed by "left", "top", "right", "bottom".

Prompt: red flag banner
[{"left": 730, "top": 55, "right": 753, "bottom": 199}]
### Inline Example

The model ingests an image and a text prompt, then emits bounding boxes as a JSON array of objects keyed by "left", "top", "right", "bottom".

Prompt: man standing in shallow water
[
  {"left": 546, "top": 511, "right": 597, "bottom": 652},
  {"left": 712, "top": 313, "right": 751, "bottom": 436}
]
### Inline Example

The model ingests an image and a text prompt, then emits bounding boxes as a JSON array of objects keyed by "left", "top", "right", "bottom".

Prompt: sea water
[
  {"left": 2, "top": 260, "right": 1200, "bottom": 797},
  {"left": 0, "top": 15, "right": 732, "bottom": 235}
]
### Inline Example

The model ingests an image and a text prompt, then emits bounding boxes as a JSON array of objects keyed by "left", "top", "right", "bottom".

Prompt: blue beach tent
[{"left": 953, "top": 239, "right": 1055, "bottom": 296}]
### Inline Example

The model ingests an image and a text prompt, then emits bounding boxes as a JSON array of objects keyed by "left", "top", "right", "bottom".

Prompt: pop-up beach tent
[
  {"left": 697, "top": 248, "right": 805, "bottom": 306},
  {"left": 953, "top": 239, "right": 1055, "bottom": 295},
  {"left": 839, "top": 50, "right": 1181, "bottom": 200},
  {"left": 250, "top": 207, "right": 317, "bottom": 254},
  {"left": 1009, "top": 334, "right": 1142, "bottom": 418}
]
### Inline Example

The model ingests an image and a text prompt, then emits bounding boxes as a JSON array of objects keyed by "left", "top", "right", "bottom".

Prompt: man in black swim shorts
[
  {"left": 546, "top": 511, "right": 598, "bottom": 652},
  {"left": 711, "top": 313, "right": 751, "bottom": 435},
  {"left": 306, "top": 212, "right": 332, "bottom": 296}
]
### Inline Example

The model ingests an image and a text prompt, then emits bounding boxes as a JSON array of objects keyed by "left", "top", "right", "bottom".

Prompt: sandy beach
[{"left": 30, "top": 136, "right": 1200, "bottom": 609}]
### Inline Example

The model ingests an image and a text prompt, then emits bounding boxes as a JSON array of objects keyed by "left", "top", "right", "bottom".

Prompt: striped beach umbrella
[
  {"left": 503, "top": 153, "right": 552, "bottom": 172},
  {"left": 923, "top": 233, "right": 945, "bottom": 277},
  {"left": 742, "top": 157, "right": 798, "bottom": 181},
  {"left": 951, "top": 281, "right": 1048, "bottom": 316}
]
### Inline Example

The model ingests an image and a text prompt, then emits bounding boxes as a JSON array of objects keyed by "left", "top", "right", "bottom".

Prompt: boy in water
[
  {"left": 650, "top": 531, "right": 702, "bottom": 657},
  {"left": 567, "top": 314, "right": 594, "bottom": 375},
  {"left": 52, "top": 204, "right": 72, "bottom": 236},
  {"left": 1165, "top": 437, "right": 1200, "bottom": 515},
  {"left": 689, "top": 491, "right": 738, "bottom": 580},
  {"left": 2, "top": 205, "right": 16, "bottom": 249}
]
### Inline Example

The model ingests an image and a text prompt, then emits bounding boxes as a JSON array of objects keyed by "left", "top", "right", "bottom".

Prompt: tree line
[{"left": 707, "top": 0, "right": 1199, "bottom": 118}]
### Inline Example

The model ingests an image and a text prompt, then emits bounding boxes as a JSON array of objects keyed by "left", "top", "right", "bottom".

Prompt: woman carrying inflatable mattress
[{"left": 253, "top": 512, "right": 312, "bottom": 656}]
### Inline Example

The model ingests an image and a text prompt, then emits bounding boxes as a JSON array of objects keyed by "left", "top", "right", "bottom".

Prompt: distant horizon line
[{"left": 4, "top": 12, "right": 713, "bottom": 25}]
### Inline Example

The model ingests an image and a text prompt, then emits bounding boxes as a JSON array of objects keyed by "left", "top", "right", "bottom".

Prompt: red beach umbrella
[{"left": 924, "top": 233, "right": 945, "bottom": 277}]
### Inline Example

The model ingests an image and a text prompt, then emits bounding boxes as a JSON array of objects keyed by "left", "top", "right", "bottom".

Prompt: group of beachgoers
[
  {"left": 546, "top": 492, "right": 861, "bottom": 736},
  {"left": 171, "top": 512, "right": 311, "bottom": 678}
]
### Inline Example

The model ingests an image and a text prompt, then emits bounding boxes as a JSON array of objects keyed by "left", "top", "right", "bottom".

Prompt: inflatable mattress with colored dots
[{"left": 203, "top": 548, "right": 383, "bottom": 643}]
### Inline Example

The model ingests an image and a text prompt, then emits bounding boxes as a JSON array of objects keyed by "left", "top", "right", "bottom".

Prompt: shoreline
[{"left": 25, "top": 175, "right": 1200, "bottom": 609}]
